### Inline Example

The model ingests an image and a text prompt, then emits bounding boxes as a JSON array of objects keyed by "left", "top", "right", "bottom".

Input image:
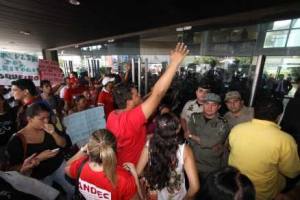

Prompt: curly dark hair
[
  {"left": 144, "top": 113, "right": 181, "bottom": 191},
  {"left": 203, "top": 166, "right": 255, "bottom": 200}
]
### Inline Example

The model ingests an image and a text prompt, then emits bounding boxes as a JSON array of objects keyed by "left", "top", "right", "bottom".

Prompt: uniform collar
[
  {"left": 194, "top": 99, "right": 203, "bottom": 107},
  {"left": 230, "top": 106, "right": 247, "bottom": 117},
  {"left": 202, "top": 112, "right": 219, "bottom": 121}
]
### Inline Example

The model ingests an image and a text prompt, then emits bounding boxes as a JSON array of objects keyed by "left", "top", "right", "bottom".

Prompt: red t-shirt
[
  {"left": 64, "top": 86, "right": 86, "bottom": 105},
  {"left": 106, "top": 105, "right": 146, "bottom": 165},
  {"left": 69, "top": 157, "right": 136, "bottom": 200},
  {"left": 97, "top": 90, "right": 114, "bottom": 119},
  {"left": 69, "top": 77, "right": 78, "bottom": 85}
]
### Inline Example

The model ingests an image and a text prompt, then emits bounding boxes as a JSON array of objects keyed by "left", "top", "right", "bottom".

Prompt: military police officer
[
  {"left": 187, "top": 93, "right": 229, "bottom": 179},
  {"left": 180, "top": 79, "right": 211, "bottom": 137}
]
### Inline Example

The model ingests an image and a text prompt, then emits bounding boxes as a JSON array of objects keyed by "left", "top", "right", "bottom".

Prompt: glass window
[
  {"left": 292, "top": 18, "right": 300, "bottom": 28},
  {"left": 272, "top": 20, "right": 291, "bottom": 30},
  {"left": 287, "top": 29, "right": 300, "bottom": 47},
  {"left": 262, "top": 56, "right": 300, "bottom": 98},
  {"left": 264, "top": 31, "right": 289, "bottom": 48}
]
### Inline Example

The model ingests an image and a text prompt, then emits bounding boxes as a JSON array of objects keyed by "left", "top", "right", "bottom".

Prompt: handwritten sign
[
  {"left": 39, "top": 59, "right": 64, "bottom": 85},
  {"left": 0, "top": 51, "right": 39, "bottom": 85},
  {"left": 63, "top": 107, "right": 106, "bottom": 145}
]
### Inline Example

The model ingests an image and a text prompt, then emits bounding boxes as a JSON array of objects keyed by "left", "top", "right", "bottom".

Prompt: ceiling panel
[{"left": 0, "top": 0, "right": 299, "bottom": 53}]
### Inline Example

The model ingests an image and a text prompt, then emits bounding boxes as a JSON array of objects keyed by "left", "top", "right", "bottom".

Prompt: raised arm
[{"left": 141, "top": 43, "right": 189, "bottom": 119}]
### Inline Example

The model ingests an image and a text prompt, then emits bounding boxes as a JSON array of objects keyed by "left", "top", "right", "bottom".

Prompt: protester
[
  {"left": 97, "top": 76, "right": 115, "bottom": 119},
  {"left": 136, "top": 113, "right": 200, "bottom": 199},
  {"left": 106, "top": 43, "right": 189, "bottom": 165},
  {"left": 11, "top": 79, "right": 40, "bottom": 130},
  {"left": 59, "top": 77, "right": 71, "bottom": 99},
  {"left": 202, "top": 166, "right": 255, "bottom": 200},
  {"left": 63, "top": 79, "right": 87, "bottom": 112},
  {"left": 65, "top": 129, "right": 139, "bottom": 200},
  {"left": 0, "top": 152, "right": 59, "bottom": 200},
  {"left": 40, "top": 80, "right": 62, "bottom": 111},
  {"left": 5, "top": 102, "right": 74, "bottom": 199},
  {"left": 68, "top": 95, "right": 89, "bottom": 115},
  {"left": 228, "top": 98, "right": 300, "bottom": 200}
]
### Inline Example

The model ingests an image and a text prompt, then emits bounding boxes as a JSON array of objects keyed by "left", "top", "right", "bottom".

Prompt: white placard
[
  {"left": 0, "top": 51, "right": 40, "bottom": 86},
  {"left": 63, "top": 107, "right": 106, "bottom": 145}
]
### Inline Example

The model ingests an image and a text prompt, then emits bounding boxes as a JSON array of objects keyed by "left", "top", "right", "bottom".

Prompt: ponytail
[
  {"left": 99, "top": 143, "right": 117, "bottom": 185},
  {"left": 88, "top": 129, "right": 117, "bottom": 186}
]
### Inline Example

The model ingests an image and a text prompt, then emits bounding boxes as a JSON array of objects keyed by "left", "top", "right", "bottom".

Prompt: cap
[
  {"left": 197, "top": 79, "right": 211, "bottom": 90},
  {"left": 205, "top": 93, "right": 221, "bottom": 103},
  {"left": 225, "top": 91, "right": 241, "bottom": 101},
  {"left": 102, "top": 77, "right": 115, "bottom": 86}
]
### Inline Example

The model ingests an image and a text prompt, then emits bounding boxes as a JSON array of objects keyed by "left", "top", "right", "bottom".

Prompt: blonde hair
[{"left": 87, "top": 129, "right": 117, "bottom": 186}]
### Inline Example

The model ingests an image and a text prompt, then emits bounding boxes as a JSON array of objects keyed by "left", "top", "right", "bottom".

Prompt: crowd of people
[{"left": 0, "top": 43, "right": 300, "bottom": 200}]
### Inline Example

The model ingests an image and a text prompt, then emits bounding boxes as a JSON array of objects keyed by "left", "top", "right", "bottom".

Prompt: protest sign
[
  {"left": 63, "top": 106, "right": 106, "bottom": 145},
  {"left": 39, "top": 59, "right": 64, "bottom": 85},
  {"left": 0, "top": 51, "right": 39, "bottom": 86}
]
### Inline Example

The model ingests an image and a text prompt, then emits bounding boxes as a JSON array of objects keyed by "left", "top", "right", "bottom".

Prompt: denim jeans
[{"left": 43, "top": 161, "right": 74, "bottom": 200}]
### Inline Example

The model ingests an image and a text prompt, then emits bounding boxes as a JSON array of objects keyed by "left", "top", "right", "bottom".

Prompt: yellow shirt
[{"left": 228, "top": 119, "right": 300, "bottom": 200}]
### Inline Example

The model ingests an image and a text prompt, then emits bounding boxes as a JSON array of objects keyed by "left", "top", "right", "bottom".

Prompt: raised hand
[
  {"left": 170, "top": 42, "right": 189, "bottom": 66},
  {"left": 123, "top": 162, "right": 138, "bottom": 177},
  {"left": 125, "top": 63, "right": 131, "bottom": 72}
]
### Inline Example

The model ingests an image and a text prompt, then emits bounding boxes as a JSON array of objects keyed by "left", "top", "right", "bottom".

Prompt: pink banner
[{"left": 39, "top": 59, "right": 64, "bottom": 85}]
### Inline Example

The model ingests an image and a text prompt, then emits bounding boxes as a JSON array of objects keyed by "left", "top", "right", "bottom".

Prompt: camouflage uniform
[
  {"left": 188, "top": 113, "right": 229, "bottom": 178},
  {"left": 224, "top": 106, "right": 254, "bottom": 130},
  {"left": 181, "top": 99, "right": 203, "bottom": 124}
]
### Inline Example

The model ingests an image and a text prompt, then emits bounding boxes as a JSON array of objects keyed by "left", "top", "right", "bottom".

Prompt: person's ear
[
  {"left": 24, "top": 89, "right": 30, "bottom": 96},
  {"left": 27, "top": 116, "right": 33, "bottom": 123},
  {"left": 126, "top": 99, "right": 132, "bottom": 108}
]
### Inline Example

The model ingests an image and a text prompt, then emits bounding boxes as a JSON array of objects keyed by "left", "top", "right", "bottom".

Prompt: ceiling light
[
  {"left": 176, "top": 26, "right": 192, "bottom": 32},
  {"left": 20, "top": 31, "right": 31, "bottom": 36},
  {"left": 108, "top": 39, "right": 114, "bottom": 43},
  {"left": 176, "top": 27, "right": 184, "bottom": 32},
  {"left": 69, "top": 0, "right": 80, "bottom": 6},
  {"left": 183, "top": 26, "right": 192, "bottom": 30}
]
